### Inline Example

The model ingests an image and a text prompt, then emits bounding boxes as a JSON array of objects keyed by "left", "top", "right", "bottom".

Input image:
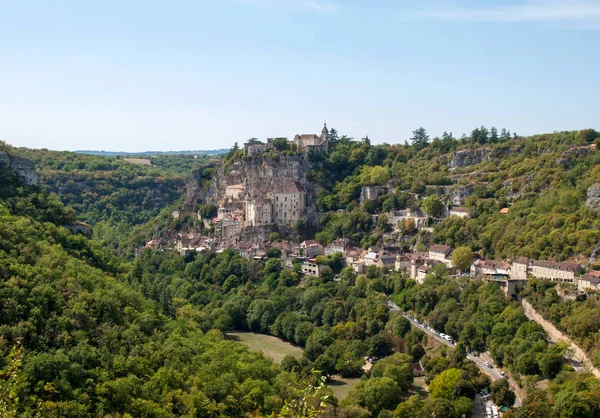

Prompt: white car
[{"left": 485, "top": 361, "right": 493, "bottom": 368}]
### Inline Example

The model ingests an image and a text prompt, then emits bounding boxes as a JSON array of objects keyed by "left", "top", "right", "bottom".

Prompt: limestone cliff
[
  {"left": 185, "top": 154, "right": 320, "bottom": 224},
  {"left": 586, "top": 183, "right": 600, "bottom": 212},
  {"left": 0, "top": 151, "right": 38, "bottom": 185},
  {"left": 448, "top": 147, "right": 517, "bottom": 171}
]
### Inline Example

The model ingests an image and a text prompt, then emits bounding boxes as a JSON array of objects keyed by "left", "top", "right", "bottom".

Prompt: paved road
[{"left": 386, "top": 299, "right": 522, "bottom": 407}]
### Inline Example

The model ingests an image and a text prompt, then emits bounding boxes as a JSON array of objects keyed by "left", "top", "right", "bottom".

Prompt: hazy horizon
[{"left": 2, "top": 0, "right": 599, "bottom": 152}]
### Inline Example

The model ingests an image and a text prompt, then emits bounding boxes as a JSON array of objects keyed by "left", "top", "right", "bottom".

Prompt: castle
[{"left": 244, "top": 123, "right": 329, "bottom": 155}]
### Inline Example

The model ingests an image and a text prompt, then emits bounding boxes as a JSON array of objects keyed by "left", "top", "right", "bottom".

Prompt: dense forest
[{"left": 1, "top": 126, "right": 600, "bottom": 417}]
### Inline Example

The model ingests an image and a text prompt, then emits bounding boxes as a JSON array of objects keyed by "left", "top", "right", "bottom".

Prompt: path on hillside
[
  {"left": 386, "top": 299, "right": 522, "bottom": 407},
  {"left": 521, "top": 298, "right": 600, "bottom": 378}
]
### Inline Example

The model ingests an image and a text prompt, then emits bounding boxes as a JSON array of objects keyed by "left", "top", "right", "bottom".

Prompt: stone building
[
  {"left": 225, "top": 184, "right": 245, "bottom": 200},
  {"left": 360, "top": 186, "right": 387, "bottom": 202},
  {"left": 578, "top": 271, "right": 600, "bottom": 292},
  {"left": 429, "top": 245, "right": 453, "bottom": 267},
  {"left": 245, "top": 199, "right": 273, "bottom": 227},
  {"left": 325, "top": 238, "right": 350, "bottom": 255},
  {"left": 448, "top": 207, "right": 471, "bottom": 218},
  {"left": 299, "top": 240, "right": 324, "bottom": 258},
  {"left": 302, "top": 259, "right": 327, "bottom": 276},
  {"left": 510, "top": 257, "right": 583, "bottom": 283},
  {"left": 293, "top": 123, "right": 329, "bottom": 153},
  {"left": 273, "top": 181, "right": 306, "bottom": 226}
]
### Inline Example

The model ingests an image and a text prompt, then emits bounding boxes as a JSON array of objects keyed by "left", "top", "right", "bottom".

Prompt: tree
[
  {"left": 403, "top": 218, "right": 416, "bottom": 233},
  {"left": 266, "top": 247, "right": 282, "bottom": 259},
  {"left": 411, "top": 127, "right": 429, "bottom": 150},
  {"left": 319, "top": 266, "right": 335, "bottom": 282},
  {"left": 575, "top": 128, "right": 599, "bottom": 144},
  {"left": 421, "top": 195, "right": 442, "bottom": 217},
  {"left": 451, "top": 246, "right": 473, "bottom": 273},
  {"left": 538, "top": 352, "right": 563, "bottom": 379},
  {"left": 199, "top": 204, "right": 218, "bottom": 219},
  {"left": 392, "top": 315, "right": 411, "bottom": 337},
  {"left": 553, "top": 390, "right": 593, "bottom": 418},
  {"left": 0, "top": 345, "right": 26, "bottom": 417},
  {"left": 453, "top": 397, "right": 473, "bottom": 417},
  {"left": 359, "top": 377, "right": 402, "bottom": 416},
  {"left": 490, "top": 379, "right": 516, "bottom": 408},
  {"left": 272, "top": 138, "right": 289, "bottom": 151},
  {"left": 393, "top": 395, "right": 422, "bottom": 418},
  {"left": 428, "top": 368, "right": 462, "bottom": 400},
  {"left": 360, "top": 166, "right": 390, "bottom": 186}
]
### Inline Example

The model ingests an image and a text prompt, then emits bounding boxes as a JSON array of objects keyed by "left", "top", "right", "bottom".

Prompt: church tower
[{"left": 320, "top": 122, "right": 329, "bottom": 152}]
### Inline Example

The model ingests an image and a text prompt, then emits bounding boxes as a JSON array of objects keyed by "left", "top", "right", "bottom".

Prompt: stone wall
[{"left": 521, "top": 298, "right": 600, "bottom": 378}]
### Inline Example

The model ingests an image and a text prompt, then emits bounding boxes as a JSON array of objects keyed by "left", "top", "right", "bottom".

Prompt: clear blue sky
[{"left": 1, "top": 0, "right": 599, "bottom": 151}]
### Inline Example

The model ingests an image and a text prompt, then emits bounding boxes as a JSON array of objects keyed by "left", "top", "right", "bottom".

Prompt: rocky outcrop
[
  {"left": 557, "top": 145, "right": 595, "bottom": 169},
  {"left": 448, "top": 147, "right": 518, "bottom": 171},
  {"left": 449, "top": 185, "right": 473, "bottom": 205},
  {"left": 586, "top": 183, "right": 600, "bottom": 212},
  {"left": 448, "top": 149, "right": 490, "bottom": 170},
  {"left": 185, "top": 154, "right": 321, "bottom": 225},
  {"left": 0, "top": 151, "right": 38, "bottom": 185}
]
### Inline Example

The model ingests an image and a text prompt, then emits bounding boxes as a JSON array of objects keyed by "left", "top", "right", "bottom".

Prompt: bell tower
[{"left": 321, "top": 121, "right": 329, "bottom": 152}]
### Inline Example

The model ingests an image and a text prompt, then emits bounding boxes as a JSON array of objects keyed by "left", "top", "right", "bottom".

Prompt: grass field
[
  {"left": 327, "top": 376, "right": 361, "bottom": 401},
  {"left": 123, "top": 158, "right": 152, "bottom": 165},
  {"left": 226, "top": 331, "right": 303, "bottom": 364}
]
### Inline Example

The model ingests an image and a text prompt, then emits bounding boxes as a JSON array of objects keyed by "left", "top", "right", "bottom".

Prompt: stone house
[
  {"left": 298, "top": 240, "right": 324, "bottom": 258},
  {"left": 376, "top": 255, "right": 396, "bottom": 270},
  {"left": 395, "top": 255, "right": 411, "bottom": 272},
  {"left": 448, "top": 207, "right": 470, "bottom": 219},
  {"left": 428, "top": 245, "right": 453, "bottom": 266},
  {"left": 325, "top": 238, "right": 351, "bottom": 256},
  {"left": 578, "top": 271, "right": 600, "bottom": 292}
]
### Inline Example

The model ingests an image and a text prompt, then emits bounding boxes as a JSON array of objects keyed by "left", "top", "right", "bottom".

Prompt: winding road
[{"left": 386, "top": 299, "right": 522, "bottom": 407}]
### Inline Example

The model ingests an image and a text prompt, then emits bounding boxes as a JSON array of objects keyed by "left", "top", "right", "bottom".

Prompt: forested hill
[
  {"left": 8, "top": 147, "right": 217, "bottom": 253},
  {"left": 306, "top": 128, "right": 600, "bottom": 262},
  {"left": 0, "top": 150, "right": 299, "bottom": 417}
]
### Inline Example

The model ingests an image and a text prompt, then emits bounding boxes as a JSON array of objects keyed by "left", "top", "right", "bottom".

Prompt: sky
[{"left": 1, "top": 0, "right": 599, "bottom": 151}]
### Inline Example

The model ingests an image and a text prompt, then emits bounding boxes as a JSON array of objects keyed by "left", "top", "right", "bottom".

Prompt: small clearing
[
  {"left": 327, "top": 376, "right": 361, "bottom": 401},
  {"left": 226, "top": 331, "right": 303, "bottom": 364},
  {"left": 123, "top": 158, "right": 152, "bottom": 166}
]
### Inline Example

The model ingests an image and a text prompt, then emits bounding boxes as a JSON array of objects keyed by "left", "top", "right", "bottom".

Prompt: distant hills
[{"left": 76, "top": 149, "right": 229, "bottom": 156}]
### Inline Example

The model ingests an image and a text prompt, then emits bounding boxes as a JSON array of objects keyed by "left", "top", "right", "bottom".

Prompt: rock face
[
  {"left": 448, "top": 149, "right": 491, "bottom": 170},
  {"left": 185, "top": 154, "right": 321, "bottom": 225},
  {"left": 586, "top": 183, "right": 600, "bottom": 212},
  {"left": 449, "top": 185, "right": 473, "bottom": 205},
  {"left": 0, "top": 151, "right": 38, "bottom": 185},
  {"left": 448, "top": 147, "right": 517, "bottom": 171}
]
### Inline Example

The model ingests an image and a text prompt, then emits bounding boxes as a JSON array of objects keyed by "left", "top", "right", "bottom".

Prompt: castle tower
[{"left": 321, "top": 122, "right": 329, "bottom": 152}]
